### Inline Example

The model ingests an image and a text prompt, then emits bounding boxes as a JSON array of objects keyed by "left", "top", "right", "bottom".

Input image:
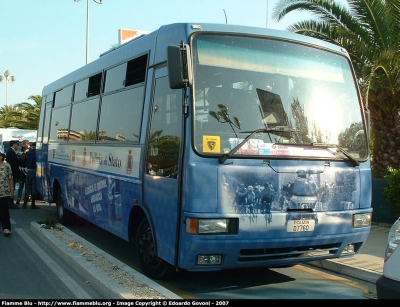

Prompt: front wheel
[
  {"left": 136, "top": 218, "right": 176, "bottom": 280},
  {"left": 56, "top": 188, "right": 76, "bottom": 226}
]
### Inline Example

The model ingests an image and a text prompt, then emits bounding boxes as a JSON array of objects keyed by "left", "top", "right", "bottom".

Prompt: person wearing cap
[
  {"left": 6, "top": 140, "right": 20, "bottom": 209},
  {"left": 0, "top": 147, "right": 13, "bottom": 236}
]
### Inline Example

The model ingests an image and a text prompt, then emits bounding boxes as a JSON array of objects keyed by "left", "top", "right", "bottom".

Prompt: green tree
[
  {"left": 272, "top": 0, "right": 400, "bottom": 176},
  {"left": 0, "top": 104, "right": 24, "bottom": 128},
  {"left": 81, "top": 129, "right": 96, "bottom": 141},
  {"left": 0, "top": 95, "right": 42, "bottom": 130},
  {"left": 14, "top": 95, "right": 42, "bottom": 130}
]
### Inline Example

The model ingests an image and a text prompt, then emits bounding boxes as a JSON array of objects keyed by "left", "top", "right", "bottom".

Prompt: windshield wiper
[
  {"left": 274, "top": 142, "right": 360, "bottom": 166},
  {"left": 218, "top": 128, "right": 265, "bottom": 164},
  {"left": 312, "top": 143, "right": 360, "bottom": 167},
  {"left": 273, "top": 142, "right": 360, "bottom": 167},
  {"left": 217, "top": 127, "right": 296, "bottom": 164}
]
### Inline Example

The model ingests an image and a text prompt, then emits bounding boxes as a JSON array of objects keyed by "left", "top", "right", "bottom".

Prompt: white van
[
  {"left": 376, "top": 217, "right": 400, "bottom": 299},
  {"left": 0, "top": 128, "right": 37, "bottom": 153}
]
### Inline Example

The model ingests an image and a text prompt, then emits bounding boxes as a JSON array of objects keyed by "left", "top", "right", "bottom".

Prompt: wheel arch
[
  {"left": 52, "top": 178, "right": 62, "bottom": 201},
  {"left": 128, "top": 204, "right": 147, "bottom": 244}
]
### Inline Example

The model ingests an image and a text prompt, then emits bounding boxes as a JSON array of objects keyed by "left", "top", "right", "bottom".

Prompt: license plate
[{"left": 287, "top": 219, "right": 315, "bottom": 232}]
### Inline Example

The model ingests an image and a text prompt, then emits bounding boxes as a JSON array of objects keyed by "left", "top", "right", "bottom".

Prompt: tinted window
[
  {"left": 49, "top": 105, "right": 71, "bottom": 142},
  {"left": 46, "top": 93, "right": 53, "bottom": 102},
  {"left": 147, "top": 77, "right": 181, "bottom": 178},
  {"left": 69, "top": 98, "right": 99, "bottom": 141},
  {"left": 74, "top": 78, "right": 89, "bottom": 101},
  {"left": 104, "top": 63, "right": 127, "bottom": 93},
  {"left": 54, "top": 85, "right": 73, "bottom": 107},
  {"left": 98, "top": 87, "right": 144, "bottom": 143},
  {"left": 37, "top": 96, "right": 47, "bottom": 143},
  {"left": 88, "top": 73, "right": 102, "bottom": 97},
  {"left": 42, "top": 105, "right": 52, "bottom": 143},
  {"left": 125, "top": 54, "right": 147, "bottom": 87}
]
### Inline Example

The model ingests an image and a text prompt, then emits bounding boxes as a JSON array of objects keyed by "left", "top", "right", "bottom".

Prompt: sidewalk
[{"left": 309, "top": 224, "right": 390, "bottom": 284}]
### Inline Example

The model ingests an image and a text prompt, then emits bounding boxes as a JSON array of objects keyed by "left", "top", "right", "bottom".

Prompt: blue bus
[{"left": 36, "top": 23, "right": 372, "bottom": 280}]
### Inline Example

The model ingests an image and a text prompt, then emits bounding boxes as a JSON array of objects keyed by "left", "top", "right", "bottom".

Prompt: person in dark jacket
[
  {"left": 16, "top": 146, "right": 29, "bottom": 205},
  {"left": 6, "top": 140, "right": 20, "bottom": 209},
  {"left": 0, "top": 147, "right": 13, "bottom": 235},
  {"left": 23, "top": 145, "right": 39, "bottom": 209}
]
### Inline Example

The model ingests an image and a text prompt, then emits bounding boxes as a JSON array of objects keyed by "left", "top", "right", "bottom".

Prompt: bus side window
[
  {"left": 74, "top": 79, "right": 89, "bottom": 101},
  {"left": 54, "top": 85, "right": 73, "bottom": 108},
  {"left": 104, "top": 63, "right": 127, "bottom": 93},
  {"left": 98, "top": 87, "right": 144, "bottom": 142},
  {"left": 125, "top": 54, "right": 148, "bottom": 87},
  {"left": 87, "top": 73, "right": 102, "bottom": 97},
  {"left": 69, "top": 98, "right": 99, "bottom": 142},
  {"left": 49, "top": 105, "right": 71, "bottom": 142},
  {"left": 147, "top": 77, "right": 181, "bottom": 178}
]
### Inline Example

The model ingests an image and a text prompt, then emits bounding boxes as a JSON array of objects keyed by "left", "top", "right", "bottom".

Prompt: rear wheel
[
  {"left": 136, "top": 218, "right": 176, "bottom": 280},
  {"left": 56, "top": 188, "right": 76, "bottom": 226}
]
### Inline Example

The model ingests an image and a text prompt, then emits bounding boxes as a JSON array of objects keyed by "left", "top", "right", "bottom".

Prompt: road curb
[
  {"left": 30, "top": 222, "right": 181, "bottom": 299},
  {"left": 309, "top": 260, "right": 380, "bottom": 284}
]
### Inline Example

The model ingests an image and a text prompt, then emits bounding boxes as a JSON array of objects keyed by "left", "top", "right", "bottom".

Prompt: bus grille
[{"left": 238, "top": 243, "right": 341, "bottom": 262}]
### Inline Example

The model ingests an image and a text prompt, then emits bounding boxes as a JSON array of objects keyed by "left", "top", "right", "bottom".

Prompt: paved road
[
  {"left": 48, "top": 210, "right": 376, "bottom": 299},
  {"left": 3, "top": 200, "right": 379, "bottom": 300},
  {"left": 0, "top": 202, "right": 105, "bottom": 299}
]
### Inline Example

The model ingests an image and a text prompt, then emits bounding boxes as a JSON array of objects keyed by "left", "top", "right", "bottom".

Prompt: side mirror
[
  {"left": 217, "top": 104, "right": 228, "bottom": 113},
  {"left": 167, "top": 43, "right": 193, "bottom": 89},
  {"left": 232, "top": 116, "right": 241, "bottom": 129},
  {"left": 209, "top": 111, "right": 218, "bottom": 120}
]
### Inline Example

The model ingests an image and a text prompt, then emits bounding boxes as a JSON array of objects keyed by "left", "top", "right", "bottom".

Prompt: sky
[{"left": 0, "top": 0, "right": 343, "bottom": 108}]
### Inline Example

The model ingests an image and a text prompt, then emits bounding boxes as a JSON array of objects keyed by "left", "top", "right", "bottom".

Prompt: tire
[
  {"left": 56, "top": 188, "right": 76, "bottom": 226},
  {"left": 136, "top": 218, "right": 176, "bottom": 280}
]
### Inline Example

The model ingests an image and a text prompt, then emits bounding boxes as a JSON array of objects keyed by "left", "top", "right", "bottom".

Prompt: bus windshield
[{"left": 192, "top": 34, "right": 368, "bottom": 160}]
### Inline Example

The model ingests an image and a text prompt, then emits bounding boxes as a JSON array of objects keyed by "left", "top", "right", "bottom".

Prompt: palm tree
[
  {"left": 0, "top": 104, "right": 24, "bottom": 128},
  {"left": 13, "top": 95, "right": 42, "bottom": 130},
  {"left": 272, "top": 0, "right": 400, "bottom": 176}
]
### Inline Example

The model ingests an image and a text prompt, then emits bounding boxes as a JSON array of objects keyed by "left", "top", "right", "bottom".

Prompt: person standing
[
  {"left": 6, "top": 140, "right": 20, "bottom": 209},
  {"left": 16, "top": 146, "right": 29, "bottom": 205},
  {"left": 21, "top": 139, "right": 30, "bottom": 151},
  {"left": 23, "top": 144, "right": 39, "bottom": 209},
  {"left": 0, "top": 147, "right": 13, "bottom": 236}
]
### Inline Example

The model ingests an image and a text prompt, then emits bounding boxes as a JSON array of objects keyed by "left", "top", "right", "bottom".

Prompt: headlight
[
  {"left": 186, "top": 218, "right": 237, "bottom": 234},
  {"left": 352, "top": 213, "right": 372, "bottom": 228},
  {"left": 384, "top": 217, "right": 400, "bottom": 261}
]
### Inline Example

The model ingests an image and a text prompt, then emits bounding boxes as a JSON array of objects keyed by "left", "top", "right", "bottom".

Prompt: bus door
[
  {"left": 143, "top": 74, "right": 182, "bottom": 265},
  {"left": 38, "top": 102, "right": 53, "bottom": 201}
]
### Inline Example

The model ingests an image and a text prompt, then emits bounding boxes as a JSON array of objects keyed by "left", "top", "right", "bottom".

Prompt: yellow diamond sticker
[{"left": 203, "top": 135, "right": 220, "bottom": 153}]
